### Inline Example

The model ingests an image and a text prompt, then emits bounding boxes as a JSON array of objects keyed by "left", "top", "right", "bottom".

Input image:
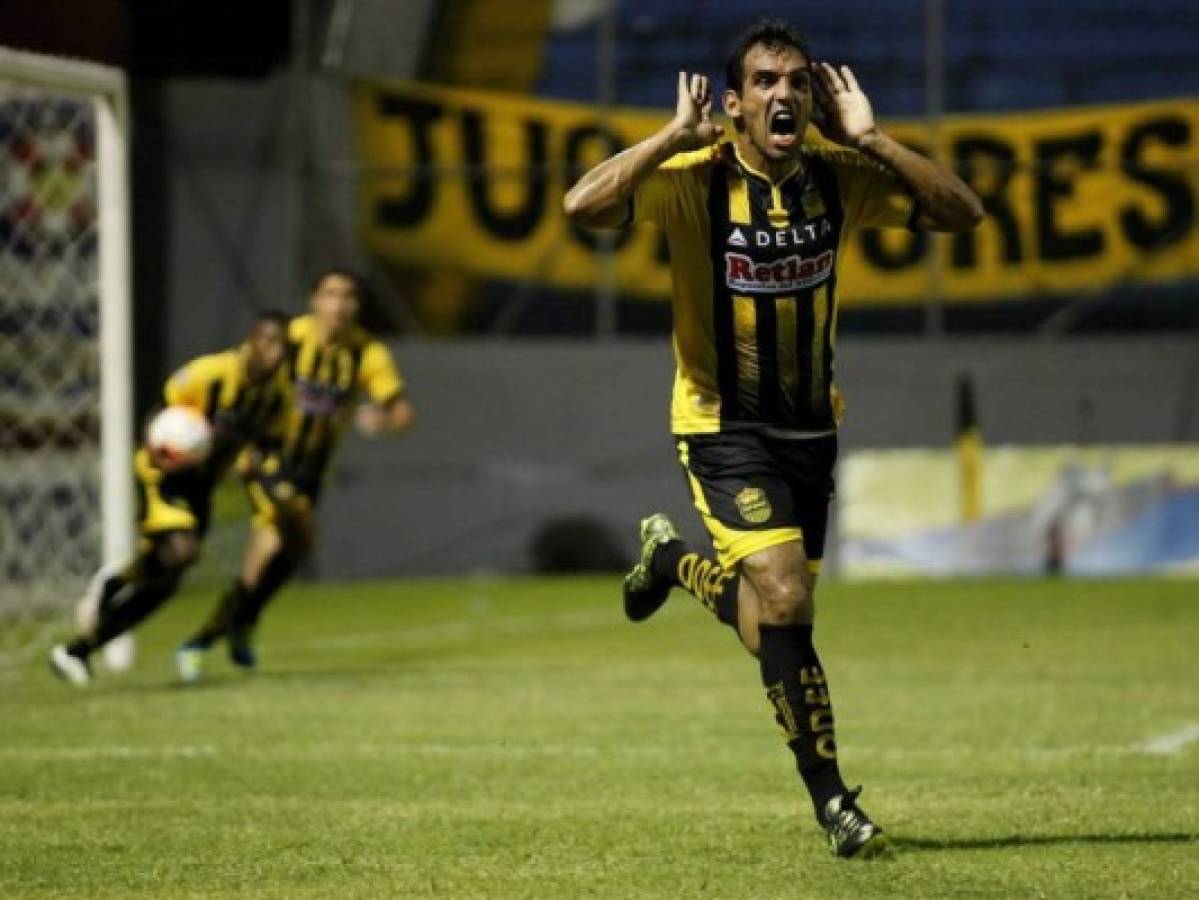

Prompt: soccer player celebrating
[
  {"left": 50, "top": 311, "right": 291, "bottom": 686},
  {"left": 176, "top": 269, "right": 413, "bottom": 681},
  {"left": 564, "top": 19, "right": 982, "bottom": 857}
]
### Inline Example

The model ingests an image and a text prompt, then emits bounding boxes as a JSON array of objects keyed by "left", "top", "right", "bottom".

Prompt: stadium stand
[{"left": 539, "top": 0, "right": 1199, "bottom": 113}]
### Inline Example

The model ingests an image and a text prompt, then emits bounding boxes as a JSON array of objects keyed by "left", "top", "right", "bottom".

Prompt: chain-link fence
[{"left": 0, "top": 83, "right": 102, "bottom": 657}]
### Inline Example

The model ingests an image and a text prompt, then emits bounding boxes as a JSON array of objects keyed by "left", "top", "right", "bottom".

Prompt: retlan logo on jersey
[
  {"left": 725, "top": 249, "right": 835, "bottom": 294},
  {"left": 295, "top": 378, "right": 351, "bottom": 417},
  {"left": 728, "top": 227, "right": 748, "bottom": 247}
]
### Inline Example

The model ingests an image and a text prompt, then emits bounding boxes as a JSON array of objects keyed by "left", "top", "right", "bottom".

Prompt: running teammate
[{"left": 176, "top": 269, "right": 413, "bottom": 681}]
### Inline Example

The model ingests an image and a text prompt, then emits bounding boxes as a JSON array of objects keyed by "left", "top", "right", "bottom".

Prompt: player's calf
[
  {"left": 50, "top": 548, "right": 186, "bottom": 685},
  {"left": 742, "top": 545, "right": 854, "bottom": 828}
]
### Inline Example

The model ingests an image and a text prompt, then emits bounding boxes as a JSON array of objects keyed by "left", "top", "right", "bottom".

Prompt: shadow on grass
[{"left": 893, "top": 833, "right": 1197, "bottom": 852}]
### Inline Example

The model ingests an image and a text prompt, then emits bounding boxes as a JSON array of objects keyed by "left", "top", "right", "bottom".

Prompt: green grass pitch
[{"left": 2, "top": 576, "right": 1196, "bottom": 898}]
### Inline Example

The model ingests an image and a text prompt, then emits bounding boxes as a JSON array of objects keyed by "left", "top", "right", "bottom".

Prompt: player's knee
[
  {"left": 743, "top": 566, "right": 810, "bottom": 625},
  {"left": 277, "top": 513, "right": 315, "bottom": 559},
  {"left": 157, "top": 533, "right": 200, "bottom": 573},
  {"left": 280, "top": 529, "right": 313, "bottom": 563}
]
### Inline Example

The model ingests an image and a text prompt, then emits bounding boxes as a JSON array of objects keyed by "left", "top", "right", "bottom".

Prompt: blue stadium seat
[
  {"left": 963, "top": 67, "right": 1069, "bottom": 111},
  {"left": 537, "top": 0, "right": 1199, "bottom": 111}
]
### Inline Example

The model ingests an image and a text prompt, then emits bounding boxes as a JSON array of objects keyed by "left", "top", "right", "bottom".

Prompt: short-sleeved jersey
[
  {"left": 163, "top": 348, "right": 290, "bottom": 479},
  {"left": 271, "top": 314, "right": 405, "bottom": 489},
  {"left": 634, "top": 142, "right": 914, "bottom": 436}
]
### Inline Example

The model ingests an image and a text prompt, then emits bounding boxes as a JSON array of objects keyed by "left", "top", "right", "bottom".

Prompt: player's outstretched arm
[
  {"left": 815, "top": 62, "right": 983, "bottom": 232},
  {"left": 563, "top": 71, "right": 724, "bottom": 229}
]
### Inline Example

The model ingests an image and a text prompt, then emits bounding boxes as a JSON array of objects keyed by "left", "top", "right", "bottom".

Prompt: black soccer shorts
[
  {"left": 243, "top": 454, "right": 321, "bottom": 530},
  {"left": 675, "top": 430, "right": 836, "bottom": 574}
]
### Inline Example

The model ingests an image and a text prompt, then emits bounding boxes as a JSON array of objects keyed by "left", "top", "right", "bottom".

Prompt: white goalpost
[{"left": 0, "top": 47, "right": 133, "bottom": 663}]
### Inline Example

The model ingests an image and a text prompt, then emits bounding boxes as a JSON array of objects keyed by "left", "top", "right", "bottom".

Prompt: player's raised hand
[
  {"left": 671, "top": 71, "right": 724, "bottom": 151},
  {"left": 356, "top": 403, "right": 388, "bottom": 436},
  {"left": 813, "top": 63, "right": 877, "bottom": 148}
]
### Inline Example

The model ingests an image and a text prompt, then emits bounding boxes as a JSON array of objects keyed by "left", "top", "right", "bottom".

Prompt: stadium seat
[{"left": 538, "top": 0, "right": 1197, "bottom": 112}]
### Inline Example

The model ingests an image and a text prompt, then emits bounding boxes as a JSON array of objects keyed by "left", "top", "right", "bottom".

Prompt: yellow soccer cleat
[{"left": 622, "top": 513, "right": 681, "bottom": 622}]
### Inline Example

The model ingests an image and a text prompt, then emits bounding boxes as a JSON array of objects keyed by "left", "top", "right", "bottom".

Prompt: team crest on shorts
[{"left": 735, "top": 486, "right": 772, "bottom": 524}]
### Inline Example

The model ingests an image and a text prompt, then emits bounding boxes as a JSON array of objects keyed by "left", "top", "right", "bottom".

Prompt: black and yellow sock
[
  {"left": 95, "top": 570, "right": 131, "bottom": 617},
  {"left": 650, "top": 541, "right": 739, "bottom": 628},
  {"left": 759, "top": 623, "right": 848, "bottom": 819},
  {"left": 230, "top": 549, "right": 300, "bottom": 631},
  {"left": 68, "top": 573, "right": 179, "bottom": 659},
  {"left": 184, "top": 580, "right": 251, "bottom": 649}
]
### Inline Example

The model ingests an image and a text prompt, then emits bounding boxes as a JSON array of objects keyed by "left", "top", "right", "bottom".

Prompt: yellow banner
[{"left": 355, "top": 82, "right": 1199, "bottom": 306}]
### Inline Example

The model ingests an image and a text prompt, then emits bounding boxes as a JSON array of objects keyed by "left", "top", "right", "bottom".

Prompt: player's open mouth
[{"left": 768, "top": 108, "right": 798, "bottom": 148}]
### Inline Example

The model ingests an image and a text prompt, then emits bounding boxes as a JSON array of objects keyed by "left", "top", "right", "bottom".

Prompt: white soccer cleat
[
  {"left": 175, "top": 645, "right": 206, "bottom": 685},
  {"left": 49, "top": 644, "right": 92, "bottom": 687}
]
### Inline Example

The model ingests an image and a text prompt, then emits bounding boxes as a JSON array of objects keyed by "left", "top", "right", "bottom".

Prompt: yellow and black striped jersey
[
  {"left": 272, "top": 314, "right": 404, "bottom": 489},
  {"left": 163, "top": 347, "right": 290, "bottom": 479},
  {"left": 634, "top": 141, "right": 914, "bottom": 436}
]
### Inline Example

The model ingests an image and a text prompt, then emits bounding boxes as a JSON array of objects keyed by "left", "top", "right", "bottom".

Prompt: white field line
[
  {"left": 3, "top": 734, "right": 1191, "bottom": 765},
  {"left": 863, "top": 746, "right": 1136, "bottom": 761},
  {"left": 0, "top": 741, "right": 1164, "bottom": 765},
  {"left": 1140, "top": 723, "right": 1199, "bottom": 756}
]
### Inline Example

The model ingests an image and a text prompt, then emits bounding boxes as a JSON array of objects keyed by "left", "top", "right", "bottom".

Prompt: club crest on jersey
[
  {"left": 728, "top": 227, "right": 748, "bottom": 247},
  {"left": 724, "top": 249, "right": 835, "bottom": 294},
  {"left": 735, "top": 486, "right": 772, "bottom": 525},
  {"left": 802, "top": 186, "right": 827, "bottom": 218}
]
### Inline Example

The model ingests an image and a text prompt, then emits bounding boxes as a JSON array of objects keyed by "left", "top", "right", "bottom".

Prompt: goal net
[{"left": 0, "top": 48, "right": 132, "bottom": 666}]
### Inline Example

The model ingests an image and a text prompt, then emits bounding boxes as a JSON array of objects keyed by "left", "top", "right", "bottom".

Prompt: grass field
[{"left": 2, "top": 576, "right": 1196, "bottom": 898}]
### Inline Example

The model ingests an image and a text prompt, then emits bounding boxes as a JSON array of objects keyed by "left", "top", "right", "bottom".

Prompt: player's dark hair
[
  {"left": 254, "top": 309, "right": 290, "bottom": 331},
  {"left": 309, "top": 266, "right": 364, "bottom": 295},
  {"left": 726, "top": 18, "right": 811, "bottom": 92}
]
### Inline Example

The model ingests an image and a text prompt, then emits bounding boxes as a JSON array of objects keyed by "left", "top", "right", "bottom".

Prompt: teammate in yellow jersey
[
  {"left": 176, "top": 269, "right": 414, "bottom": 681},
  {"left": 565, "top": 19, "right": 982, "bottom": 858},
  {"left": 49, "top": 311, "right": 291, "bottom": 687}
]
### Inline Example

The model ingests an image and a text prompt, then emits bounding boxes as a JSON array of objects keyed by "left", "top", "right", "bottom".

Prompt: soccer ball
[{"left": 146, "top": 405, "right": 213, "bottom": 468}]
